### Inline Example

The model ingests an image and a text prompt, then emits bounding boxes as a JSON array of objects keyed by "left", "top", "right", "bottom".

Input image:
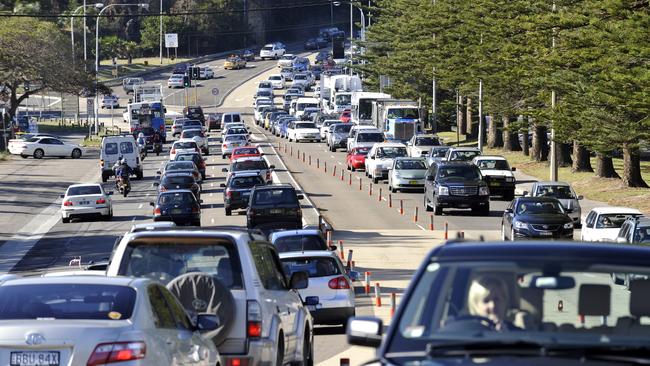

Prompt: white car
[
  {"left": 287, "top": 121, "right": 321, "bottom": 143},
  {"left": 364, "top": 142, "right": 408, "bottom": 183},
  {"left": 267, "top": 74, "right": 285, "bottom": 89},
  {"left": 346, "top": 125, "right": 380, "bottom": 152},
  {"left": 170, "top": 139, "right": 200, "bottom": 161},
  {"left": 60, "top": 183, "right": 113, "bottom": 223},
  {"left": 200, "top": 66, "right": 214, "bottom": 79},
  {"left": 100, "top": 94, "right": 119, "bottom": 109},
  {"left": 180, "top": 128, "right": 209, "bottom": 155},
  {"left": 9, "top": 136, "right": 83, "bottom": 159},
  {"left": 259, "top": 43, "right": 285, "bottom": 60},
  {"left": 256, "top": 81, "right": 274, "bottom": 96},
  {"left": 167, "top": 74, "right": 184, "bottom": 88},
  {"left": 472, "top": 155, "right": 517, "bottom": 200},
  {"left": 277, "top": 54, "right": 296, "bottom": 68},
  {"left": 388, "top": 157, "right": 428, "bottom": 193},
  {"left": 291, "top": 73, "right": 310, "bottom": 89},
  {"left": 279, "top": 251, "right": 357, "bottom": 326},
  {"left": 406, "top": 134, "right": 442, "bottom": 157},
  {"left": 0, "top": 275, "right": 221, "bottom": 366},
  {"left": 581, "top": 207, "right": 643, "bottom": 242},
  {"left": 320, "top": 120, "right": 339, "bottom": 139}
]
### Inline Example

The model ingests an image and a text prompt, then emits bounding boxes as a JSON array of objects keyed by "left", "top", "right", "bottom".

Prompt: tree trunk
[
  {"left": 531, "top": 125, "right": 543, "bottom": 162},
  {"left": 502, "top": 116, "right": 520, "bottom": 151},
  {"left": 595, "top": 153, "right": 620, "bottom": 179},
  {"left": 557, "top": 142, "right": 573, "bottom": 167},
  {"left": 622, "top": 145, "right": 649, "bottom": 187},
  {"left": 521, "top": 128, "right": 530, "bottom": 157},
  {"left": 465, "top": 97, "right": 473, "bottom": 137},
  {"left": 487, "top": 115, "right": 502, "bottom": 148},
  {"left": 571, "top": 141, "right": 593, "bottom": 172},
  {"left": 457, "top": 94, "right": 465, "bottom": 137}
]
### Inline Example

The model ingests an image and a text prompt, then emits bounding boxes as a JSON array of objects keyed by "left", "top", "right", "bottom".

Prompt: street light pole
[
  {"left": 83, "top": 0, "right": 87, "bottom": 71},
  {"left": 349, "top": 1, "right": 353, "bottom": 76},
  {"left": 159, "top": 0, "right": 163, "bottom": 64},
  {"left": 71, "top": 4, "right": 104, "bottom": 68},
  {"left": 550, "top": 1, "right": 558, "bottom": 181},
  {"left": 330, "top": 0, "right": 333, "bottom": 28}
]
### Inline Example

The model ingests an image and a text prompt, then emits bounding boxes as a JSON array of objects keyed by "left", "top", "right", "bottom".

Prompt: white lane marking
[
  {"left": 210, "top": 193, "right": 213, "bottom": 197},
  {"left": 131, "top": 217, "right": 136, "bottom": 223},
  {"left": 211, "top": 218, "right": 215, "bottom": 224},
  {"left": 330, "top": 155, "right": 335, "bottom": 159},
  {"left": 211, "top": 183, "right": 214, "bottom": 187},
  {"left": 138, "top": 204, "right": 143, "bottom": 209},
  {"left": 416, "top": 224, "right": 426, "bottom": 231},
  {"left": 337, "top": 161, "right": 342, "bottom": 165},
  {"left": 382, "top": 197, "right": 387, "bottom": 201},
  {"left": 146, "top": 193, "right": 150, "bottom": 197}
]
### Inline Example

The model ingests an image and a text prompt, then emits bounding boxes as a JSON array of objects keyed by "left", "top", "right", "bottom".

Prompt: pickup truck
[{"left": 364, "top": 142, "right": 408, "bottom": 184}]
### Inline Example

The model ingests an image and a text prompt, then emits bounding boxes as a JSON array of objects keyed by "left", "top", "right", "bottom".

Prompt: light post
[
  {"left": 159, "top": 0, "right": 163, "bottom": 64},
  {"left": 334, "top": 1, "right": 366, "bottom": 75},
  {"left": 94, "top": 3, "right": 148, "bottom": 134},
  {"left": 71, "top": 3, "right": 103, "bottom": 68}
]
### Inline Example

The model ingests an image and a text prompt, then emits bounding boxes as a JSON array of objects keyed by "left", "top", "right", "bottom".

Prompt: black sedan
[
  {"left": 175, "top": 152, "right": 206, "bottom": 180},
  {"left": 150, "top": 189, "right": 202, "bottom": 226},
  {"left": 154, "top": 172, "right": 201, "bottom": 200},
  {"left": 501, "top": 197, "right": 574, "bottom": 240},
  {"left": 220, "top": 171, "right": 266, "bottom": 216},
  {"left": 241, "top": 48, "right": 255, "bottom": 61}
]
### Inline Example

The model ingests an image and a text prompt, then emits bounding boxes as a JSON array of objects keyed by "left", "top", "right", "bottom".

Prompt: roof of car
[
  {"left": 159, "top": 189, "right": 195, "bottom": 194},
  {"left": 253, "top": 183, "right": 295, "bottom": 190},
  {"left": 449, "top": 147, "right": 480, "bottom": 151},
  {"left": 1, "top": 275, "right": 142, "bottom": 287},
  {"left": 433, "top": 161, "right": 475, "bottom": 167},
  {"left": 430, "top": 241, "right": 650, "bottom": 267},
  {"left": 535, "top": 181, "right": 572, "bottom": 187},
  {"left": 373, "top": 142, "right": 407, "bottom": 148},
  {"left": 232, "top": 156, "right": 265, "bottom": 162},
  {"left": 395, "top": 156, "right": 426, "bottom": 161},
  {"left": 589, "top": 206, "right": 643, "bottom": 214},
  {"left": 473, "top": 155, "right": 507, "bottom": 160},
  {"left": 279, "top": 250, "right": 338, "bottom": 259},
  {"left": 67, "top": 183, "right": 102, "bottom": 188},
  {"left": 514, "top": 196, "right": 562, "bottom": 203},
  {"left": 269, "top": 229, "right": 323, "bottom": 241}
]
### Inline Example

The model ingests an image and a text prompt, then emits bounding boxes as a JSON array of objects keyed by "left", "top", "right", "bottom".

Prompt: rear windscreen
[
  {"left": 166, "top": 162, "right": 195, "bottom": 171},
  {"left": 230, "top": 175, "right": 265, "bottom": 188},
  {"left": 120, "top": 142, "right": 134, "bottom": 154},
  {"left": 274, "top": 235, "right": 327, "bottom": 252},
  {"left": 233, "top": 160, "right": 268, "bottom": 171},
  {"left": 119, "top": 241, "right": 243, "bottom": 289},
  {"left": 0, "top": 284, "right": 136, "bottom": 320},
  {"left": 67, "top": 186, "right": 102, "bottom": 196},
  {"left": 281, "top": 257, "right": 341, "bottom": 278},
  {"left": 162, "top": 176, "right": 194, "bottom": 186},
  {"left": 175, "top": 141, "right": 197, "bottom": 149},
  {"left": 105, "top": 142, "right": 118, "bottom": 155}
]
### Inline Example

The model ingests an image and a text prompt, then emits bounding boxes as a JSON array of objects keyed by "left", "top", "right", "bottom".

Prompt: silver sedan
[
  {"left": 0, "top": 275, "right": 221, "bottom": 366},
  {"left": 388, "top": 157, "right": 428, "bottom": 193}
]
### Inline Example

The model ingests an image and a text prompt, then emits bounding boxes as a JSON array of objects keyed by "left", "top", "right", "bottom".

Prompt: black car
[
  {"left": 155, "top": 172, "right": 201, "bottom": 200},
  {"left": 247, "top": 184, "right": 304, "bottom": 230},
  {"left": 315, "top": 51, "right": 330, "bottom": 64},
  {"left": 150, "top": 189, "right": 202, "bottom": 226},
  {"left": 241, "top": 48, "right": 255, "bottom": 61},
  {"left": 347, "top": 241, "right": 650, "bottom": 365},
  {"left": 501, "top": 197, "right": 574, "bottom": 240},
  {"left": 206, "top": 113, "right": 222, "bottom": 131},
  {"left": 423, "top": 161, "right": 490, "bottom": 216},
  {"left": 157, "top": 160, "right": 201, "bottom": 183},
  {"left": 175, "top": 152, "right": 206, "bottom": 180},
  {"left": 183, "top": 106, "right": 205, "bottom": 124},
  {"left": 220, "top": 171, "right": 266, "bottom": 216}
]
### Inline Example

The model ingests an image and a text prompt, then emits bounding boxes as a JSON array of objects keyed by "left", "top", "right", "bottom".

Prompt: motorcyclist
[
  {"left": 114, "top": 157, "right": 133, "bottom": 180},
  {"left": 137, "top": 132, "right": 146, "bottom": 148},
  {"left": 153, "top": 130, "right": 162, "bottom": 144}
]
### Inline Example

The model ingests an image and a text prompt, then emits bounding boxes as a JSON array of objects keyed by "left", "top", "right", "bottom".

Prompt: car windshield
[
  {"left": 0, "top": 284, "right": 136, "bottom": 320},
  {"left": 476, "top": 159, "right": 510, "bottom": 170},
  {"left": 67, "top": 185, "right": 102, "bottom": 196},
  {"left": 450, "top": 150, "right": 480, "bottom": 161},
  {"left": 182, "top": 130, "right": 202, "bottom": 138},
  {"left": 431, "top": 148, "right": 450, "bottom": 157},
  {"left": 596, "top": 214, "right": 639, "bottom": 229},
  {"left": 183, "top": 121, "right": 201, "bottom": 127},
  {"left": 377, "top": 147, "right": 408, "bottom": 158},
  {"left": 233, "top": 160, "right": 268, "bottom": 171},
  {"left": 175, "top": 141, "right": 197, "bottom": 149},
  {"left": 294, "top": 74, "right": 306, "bottom": 80},
  {"left": 166, "top": 162, "right": 195, "bottom": 171},
  {"left": 281, "top": 257, "right": 341, "bottom": 278},
  {"left": 416, "top": 137, "right": 440, "bottom": 146},
  {"left": 269, "top": 76, "right": 282, "bottom": 80},
  {"left": 334, "top": 124, "right": 353, "bottom": 133},
  {"left": 387, "top": 108, "right": 419, "bottom": 119},
  {"left": 396, "top": 160, "right": 427, "bottom": 170},
  {"left": 392, "top": 260, "right": 650, "bottom": 352},
  {"left": 273, "top": 235, "right": 327, "bottom": 252},
  {"left": 259, "top": 82, "right": 271, "bottom": 89},
  {"left": 120, "top": 241, "right": 242, "bottom": 288},
  {"left": 262, "top": 46, "right": 273, "bottom": 51},
  {"left": 296, "top": 123, "right": 316, "bottom": 129},
  {"left": 225, "top": 135, "right": 247, "bottom": 142},
  {"left": 357, "top": 133, "right": 384, "bottom": 142},
  {"left": 535, "top": 185, "right": 576, "bottom": 199},
  {"left": 438, "top": 166, "right": 481, "bottom": 181},
  {"left": 282, "top": 68, "right": 293, "bottom": 73},
  {"left": 253, "top": 188, "right": 298, "bottom": 205},
  {"left": 516, "top": 200, "right": 564, "bottom": 215},
  {"left": 162, "top": 176, "right": 194, "bottom": 186},
  {"left": 633, "top": 227, "right": 650, "bottom": 243},
  {"left": 353, "top": 147, "right": 370, "bottom": 155},
  {"left": 335, "top": 94, "right": 351, "bottom": 105},
  {"left": 229, "top": 175, "right": 265, "bottom": 188},
  {"left": 234, "top": 148, "right": 259, "bottom": 155},
  {"left": 226, "top": 128, "right": 247, "bottom": 135}
]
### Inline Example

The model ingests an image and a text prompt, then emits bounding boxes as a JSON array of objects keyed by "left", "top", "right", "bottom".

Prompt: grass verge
[
  {"left": 37, "top": 120, "right": 90, "bottom": 134},
  {"left": 97, "top": 57, "right": 192, "bottom": 82},
  {"left": 0, "top": 151, "right": 8, "bottom": 161}
]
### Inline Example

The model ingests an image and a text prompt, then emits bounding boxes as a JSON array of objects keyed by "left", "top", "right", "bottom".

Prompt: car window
[
  {"left": 0, "top": 284, "right": 136, "bottom": 320},
  {"left": 377, "top": 147, "right": 408, "bottom": 158},
  {"left": 67, "top": 185, "right": 102, "bottom": 196},
  {"left": 158, "top": 192, "right": 195, "bottom": 205},
  {"left": 120, "top": 142, "right": 134, "bottom": 154},
  {"left": 415, "top": 137, "right": 440, "bottom": 146},
  {"left": 234, "top": 148, "right": 259, "bottom": 155},
  {"left": 516, "top": 201, "right": 564, "bottom": 215},
  {"left": 253, "top": 188, "right": 298, "bottom": 205},
  {"left": 249, "top": 243, "right": 287, "bottom": 290},
  {"left": 158, "top": 285, "right": 193, "bottom": 330},
  {"left": 182, "top": 130, "right": 202, "bottom": 138},
  {"left": 334, "top": 124, "right": 353, "bottom": 133},
  {"left": 281, "top": 257, "right": 341, "bottom": 278},
  {"left": 273, "top": 235, "right": 327, "bottom": 252},
  {"left": 296, "top": 123, "right": 316, "bottom": 129},
  {"left": 396, "top": 160, "right": 427, "bottom": 170},
  {"left": 535, "top": 185, "right": 576, "bottom": 199},
  {"left": 437, "top": 166, "right": 481, "bottom": 180},
  {"left": 162, "top": 176, "right": 194, "bottom": 186},
  {"left": 147, "top": 285, "right": 176, "bottom": 328},
  {"left": 357, "top": 133, "right": 384, "bottom": 143},
  {"left": 104, "top": 142, "right": 118, "bottom": 155},
  {"left": 585, "top": 211, "right": 597, "bottom": 228},
  {"left": 595, "top": 213, "right": 637, "bottom": 229},
  {"left": 233, "top": 160, "right": 268, "bottom": 171},
  {"left": 230, "top": 175, "right": 265, "bottom": 189},
  {"left": 166, "top": 162, "right": 195, "bottom": 171},
  {"left": 633, "top": 226, "right": 650, "bottom": 243},
  {"left": 174, "top": 141, "right": 198, "bottom": 149},
  {"left": 476, "top": 159, "right": 510, "bottom": 170}
]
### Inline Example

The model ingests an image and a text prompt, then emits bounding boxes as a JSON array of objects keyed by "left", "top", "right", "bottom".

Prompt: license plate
[
  {"left": 539, "top": 231, "right": 553, "bottom": 236},
  {"left": 409, "top": 180, "right": 419, "bottom": 185},
  {"left": 231, "top": 143, "right": 240, "bottom": 147},
  {"left": 171, "top": 208, "right": 183, "bottom": 214},
  {"left": 11, "top": 351, "right": 60, "bottom": 366},
  {"left": 79, "top": 201, "right": 90, "bottom": 205},
  {"left": 270, "top": 209, "right": 283, "bottom": 214},
  {"left": 489, "top": 181, "right": 501, "bottom": 186}
]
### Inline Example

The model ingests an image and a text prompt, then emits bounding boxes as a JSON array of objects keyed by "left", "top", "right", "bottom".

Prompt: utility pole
[
  {"left": 478, "top": 34, "right": 484, "bottom": 152},
  {"left": 83, "top": 0, "right": 87, "bottom": 72},
  {"left": 550, "top": 1, "right": 558, "bottom": 181},
  {"left": 349, "top": 1, "right": 353, "bottom": 76},
  {"left": 159, "top": 0, "right": 163, "bottom": 64},
  {"left": 432, "top": 67, "right": 436, "bottom": 132}
]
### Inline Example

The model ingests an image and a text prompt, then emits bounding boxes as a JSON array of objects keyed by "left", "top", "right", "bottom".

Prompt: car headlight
[
  {"left": 479, "top": 186, "right": 490, "bottom": 195},
  {"left": 505, "top": 176, "right": 515, "bottom": 182},
  {"left": 438, "top": 186, "right": 449, "bottom": 195},
  {"left": 563, "top": 222, "right": 574, "bottom": 229},
  {"left": 514, "top": 221, "right": 528, "bottom": 230}
]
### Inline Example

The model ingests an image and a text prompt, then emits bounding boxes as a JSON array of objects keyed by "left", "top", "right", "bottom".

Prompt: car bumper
[
  {"left": 485, "top": 182, "right": 516, "bottom": 195},
  {"left": 393, "top": 177, "right": 425, "bottom": 190},
  {"left": 371, "top": 169, "right": 389, "bottom": 179},
  {"left": 331, "top": 139, "right": 347, "bottom": 148},
  {"left": 222, "top": 338, "right": 275, "bottom": 366},
  {"left": 248, "top": 217, "right": 302, "bottom": 229},
  {"left": 296, "top": 135, "right": 320, "bottom": 141},
  {"left": 225, "top": 197, "right": 250, "bottom": 210},
  {"left": 350, "top": 160, "right": 365, "bottom": 169},
  {"left": 435, "top": 195, "right": 490, "bottom": 208},
  {"left": 8, "top": 147, "right": 27, "bottom": 155},
  {"left": 61, "top": 206, "right": 110, "bottom": 218},
  {"left": 512, "top": 228, "right": 574, "bottom": 240},
  {"left": 154, "top": 213, "right": 200, "bottom": 225},
  {"left": 309, "top": 306, "right": 355, "bottom": 325}
]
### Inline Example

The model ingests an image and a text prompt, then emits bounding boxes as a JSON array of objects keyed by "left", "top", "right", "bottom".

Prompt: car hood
[
  {"left": 481, "top": 169, "right": 515, "bottom": 178},
  {"left": 515, "top": 213, "right": 572, "bottom": 225}
]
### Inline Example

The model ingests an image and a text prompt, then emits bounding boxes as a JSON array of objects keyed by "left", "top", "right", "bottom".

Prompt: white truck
[
  {"left": 371, "top": 99, "right": 424, "bottom": 142},
  {"left": 364, "top": 142, "right": 408, "bottom": 184},
  {"left": 351, "top": 91, "right": 392, "bottom": 125},
  {"left": 321, "top": 75, "right": 362, "bottom": 114},
  {"left": 133, "top": 84, "right": 163, "bottom": 103}
]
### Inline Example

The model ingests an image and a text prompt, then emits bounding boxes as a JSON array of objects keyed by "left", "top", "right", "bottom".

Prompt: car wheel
[
  {"left": 61, "top": 217, "right": 70, "bottom": 223},
  {"left": 222, "top": 154, "right": 226, "bottom": 159},
  {"left": 350, "top": 165, "right": 355, "bottom": 172},
  {"left": 501, "top": 225, "right": 507, "bottom": 240},
  {"left": 433, "top": 200, "right": 443, "bottom": 215},
  {"left": 276, "top": 337, "right": 285, "bottom": 366},
  {"left": 225, "top": 207, "right": 232, "bottom": 216},
  {"left": 294, "top": 331, "right": 313, "bottom": 366},
  {"left": 101, "top": 173, "right": 108, "bottom": 183},
  {"left": 33, "top": 149, "right": 44, "bottom": 159},
  {"left": 71, "top": 148, "right": 82, "bottom": 159},
  {"left": 424, "top": 195, "right": 433, "bottom": 212}
]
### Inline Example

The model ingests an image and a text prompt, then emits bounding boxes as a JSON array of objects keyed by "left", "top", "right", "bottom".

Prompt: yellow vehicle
[{"left": 224, "top": 55, "right": 246, "bottom": 70}]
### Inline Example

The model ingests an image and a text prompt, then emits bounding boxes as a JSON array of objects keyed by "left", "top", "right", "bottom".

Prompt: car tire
[
  {"left": 293, "top": 331, "right": 314, "bottom": 366},
  {"left": 501, "top": 225, "right": 507, "bottom": 240},
  {"left": 20, "top": 154, "right": 28, "bottom": 159},
  {"left": 225, "top": 207, "right": 232, "bottom": 216},
  {"left": 276, "top": 336, "right": 285, "bottom": 366},
  {"left": 33, "top": 149, "right": 44, "bottom": 159},
  {"left": 222, "top": 154, "right": 226, "bottom": 159},
  {"left": 71, "top": 148, "right": 82, "bottom": 159},
  {"left": 101, "top": 173, "right": 108, "bottom": 183},
  {"left": 350, "top": 165, "right": 355, "bottom": 172},
  {"left": 424, "top": 195, "right": 433, "bottom": 212},
  {"left": 433, "top": 200, "right": 443, "bottom": 215},
  {"left": 61, "top": 217, "right": 70, "bottom": 223}
]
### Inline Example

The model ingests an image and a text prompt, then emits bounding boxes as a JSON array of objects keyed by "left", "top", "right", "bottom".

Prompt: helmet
[{"left": 138, "top": 132, "right": 144, "bottom": 138}]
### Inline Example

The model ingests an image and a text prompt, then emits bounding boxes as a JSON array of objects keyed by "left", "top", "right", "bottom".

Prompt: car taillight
[
  {"left": 63, "top": 201, "right": 73, "bottom": 207},
  {"left": 96, "top": 198, "right": 106, "bottom": 204},
  {"left": 171, "top": 148, "right": 176, "bottom": 154},
  {"left": 192, "top": 206, "right": 200, "bottom": 213},
  {"left": 222, "top": 144, "right": 227, "bottom": 149},
  {"left": 86, "top": 341, "right": 146, "bottom": 366},
  {"left": 328, "top": 276, "right": 350, "bottom": 290},
  {"left": 226, "top": 358, "right": 250, "bottom": 366},
  {"left": 247, "top": 300, "right": 262, "bottom": 338},
  {"left": 130, "top": 127, "right": 135, "bottom": 132},
  {"left": 100, "top": 159, "right": 104, "bottom": 167},
  {"left": 226, "top": 189, "right": 232, "bottom": 198},
  {"left": 153, "top": 208, "right": 161, "bottom": 215}
]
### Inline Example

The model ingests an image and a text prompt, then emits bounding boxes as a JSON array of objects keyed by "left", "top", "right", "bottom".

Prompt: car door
[
  {"left": 147, "top": 285, "right": 181, "bottom": 365},
  {"left": 582, "top": 211, "right": 597, "bottom": 241},
  {"left": 424, "top": 165, "right": 437, "bottom": 204},
  {"left": 503, "top": 200, "right": 516, "bottom": 235},
  {"left": 50, "top": 139, "right": 69, "bottom": 156}
]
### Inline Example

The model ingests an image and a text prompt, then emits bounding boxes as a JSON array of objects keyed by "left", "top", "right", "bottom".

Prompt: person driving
[{"left": 467, "top": 274, "right": 517, "bottom": 331}]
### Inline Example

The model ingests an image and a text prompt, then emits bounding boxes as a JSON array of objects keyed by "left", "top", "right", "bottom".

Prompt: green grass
[
  {"left": 0, "top": 151, "right": 8, "bottom": 161},
  {"left": 37, "top": 120, "right": 89, "bottom": 133},
  {"left": 97, "top": 57, "right": 192, "bottom": 81},
  {"left": 81, "top": 135, "right": 102, "bottom": 147}
]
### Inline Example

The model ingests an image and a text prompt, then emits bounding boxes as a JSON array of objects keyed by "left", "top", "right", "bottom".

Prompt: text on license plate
[
  {"left": 539, "top": 231, "right": 553, "bottom": 236},
  {"left": 409, "top": 180, "right": 419, "bottom": 185},
  {"left": 231, "top": 143, "right": 240, "bottom": 147},
  {"left": 270, "top": 209, "right": 283, "bottom": 214},
  {"left": 11, "top": 351, "right": 60, "bottom": 366},
  {"left": 171, "top": 208, "right": 183, "bottom": 214},
  {"left": 489, "top": 182, "right": 501, "bottom": 186},
  {"left": 79, "top": 201, "right": 90, "bottom": 205}
]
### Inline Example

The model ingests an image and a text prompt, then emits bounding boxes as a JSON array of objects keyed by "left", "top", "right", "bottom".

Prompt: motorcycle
[
  {"left": 115, "top": 173, "right": 131, "bottom": 197},
  {"left": 153, "top": 141, "right": 163, "bottom": 156}
]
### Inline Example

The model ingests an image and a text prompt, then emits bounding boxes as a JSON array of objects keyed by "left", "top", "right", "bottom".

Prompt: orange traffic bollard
[
  {"left": 429, "top": 215, "right": 435, "bottom": 230},
  {"left": 364, "top": 271, "right": 371, "bottom": 294},
  {"left": 375, "top": 283, "right": 382, "bottom": 307},
  {"left": 339, "top": 240, "right": 345, "bottom": 260},
  {"left": 389, "top": 194, "right": 393, "bottom": 208},
  {"left": 341, "top": 169, "right": 344, "bottom": 181},
  {"left": 340, "top": 358, "right": 350, "bottom": 366},
  {"left": 349, "top": 173, "right": 352, "bottom": 185},
  {"left": 378, "top": 187, "right": 382, "bottom": 201},
  {"left": 317, "top": 158, "right": 320, "bottom": 169},
  {"left": 324, "top": 161, "right": 327, "bottom": 173},
  {"left": 333, "top": 165, "right": 337, "bottom": 177},
  {"left": 413, "top": 206, "right": 419, "bottom": 222},
  {"left": 444, "top": 222, "right": 449, "bottom": 239},
  {"left": 369, "top": 182, "right": 373, "bottom": 196},
  {"left": 390, "top": 292, "right": 397, "bottom": 317},
  {"left": 359, "top": 177, "right": 362, "bottom": 190},
  {"left": 399, "top": 199, "right": 404, "bottom": 215}
]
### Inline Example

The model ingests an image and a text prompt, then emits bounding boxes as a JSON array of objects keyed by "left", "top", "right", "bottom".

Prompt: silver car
[
  {"left": 526, "top": 181, "right": 584, "bottom": 227},
  {"left": 426, "top": 146, "right": 451, "bottom": 166},
  {"left": 221, "top": 134, "right": 249, "bottom": 158},
  {"left": 0, "top": 275, "right": 221, "bottom": 366},
  {"left": 388, "top": 157, "right": 428, "bottom": 192}
]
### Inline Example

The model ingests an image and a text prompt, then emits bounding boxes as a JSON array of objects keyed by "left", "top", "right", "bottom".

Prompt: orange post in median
[
  {"left": 340, "top": 169, "right": 344, "bottom": 181},
  {"left": 359, "top": 177, "right": 362, "bottom": 190},
  {"left": 389, "top": 194, "right": 393, "bottom": 208},
  {"left": 429, "top": 215, "right": 435, "bottom": 231},
  {"left": 349, "top": 173, "right": 352, "bottom": 185},
  {"left": 378, "top": 188, "right": 382, "bottom": 201},
  {"left": 375, "top": 283, "right": 382, "bottom": 307},
  {"left": 444, "top": 222, "right": 449, "bottom": 239},
  {"left": 399, "top": 199, "right": 404, "bottom": 215},
  {"left": 414, "top": 206, "right": 419, "bottom": 222},
  {"left": 333, "top": 165, "right": 337, "bottom": 177},
  {"left": 317, "top": 158, "right": 320, "bottom": 169},
  {"left": 339, "top": 240, "right": 345, "bottom": 260},
  {"left": 369, "top": 182, "right": 373, "bottom": 196},
  {"left": 390, "top": 292, "right": 397, "bottom": 317},
  {"left": 364, "top": 271, "right": 371, "bottom": 294},
  {"left": 324, "top": 161, "right": 327, "bottom": 173},
  {"left": 340, "top": 358, "right": 350, "bottom": 366}
]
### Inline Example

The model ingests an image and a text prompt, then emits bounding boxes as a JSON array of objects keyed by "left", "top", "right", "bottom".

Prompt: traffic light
[
  {"left": 191, "top": 66, "right": 200, "bottom": 80},
  {"left": 183, "top": 75, "right": 191, "bottom": 88}
]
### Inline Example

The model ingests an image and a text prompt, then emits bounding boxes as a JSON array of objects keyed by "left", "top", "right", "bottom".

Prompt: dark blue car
[{"left": 501, "top": 196, "right": 574, "bottom": 240}]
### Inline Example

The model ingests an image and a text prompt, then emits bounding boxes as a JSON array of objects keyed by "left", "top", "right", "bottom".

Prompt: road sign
[
  {"left": 211, "top": 87, "right": 220, "bottom": 96},
  {"left": 165, "top": 33, "right": 178, "bottom": 48},
  {"left": 86, "top": 98, "right": 94, "bottom": 118}
]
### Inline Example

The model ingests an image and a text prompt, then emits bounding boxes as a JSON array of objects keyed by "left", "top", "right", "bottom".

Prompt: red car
[
  {"left": 230, "top": 146, "right": 263, "bottom": 161},
  {"left": 346, "top": 146, "right": 370, "bottom": 171},
  {"left": 340, "top": 110, "right": 351, "bottom": 123}
]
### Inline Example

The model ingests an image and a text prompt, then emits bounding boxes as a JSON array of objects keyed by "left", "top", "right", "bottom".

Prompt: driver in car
[{"left": 467, "top": 274, "right": 520, "bottom": 331}]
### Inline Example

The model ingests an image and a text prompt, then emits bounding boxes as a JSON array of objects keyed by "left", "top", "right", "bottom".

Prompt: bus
[{"left": 123, "top": 101, "right": 167, "bottom": 142}]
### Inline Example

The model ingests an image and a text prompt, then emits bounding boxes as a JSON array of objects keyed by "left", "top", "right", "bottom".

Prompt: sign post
[
  {"left": 164, "top": 33, "right": 178, "bottom": 63},
  {"left": 211, "top": 87, "right": 220, "bottom": 108}
]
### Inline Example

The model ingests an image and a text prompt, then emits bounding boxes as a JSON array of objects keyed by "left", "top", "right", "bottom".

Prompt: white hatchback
[
  {"left": 267, "top": 74, "right": 285, "bottom": 89},
  {"left": 60, "top": 183, "right": 113, "bottom": 223},
  {"left": 280, "top": 251, "right": 357, "bottom": 326},
  {"left": 581, "top": 207, "right": 643, "bottom": 242}
]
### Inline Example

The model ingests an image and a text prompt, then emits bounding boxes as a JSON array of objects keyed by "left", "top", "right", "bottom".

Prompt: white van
[
  {"left": 100, "top": 135, "right": 144, "bottom": 182},
  {"left": 293, "top": 97, "right": 320, "bottom": 118},
  {"left": 221, "top": 112, "right": 243, "bottom": 126}
]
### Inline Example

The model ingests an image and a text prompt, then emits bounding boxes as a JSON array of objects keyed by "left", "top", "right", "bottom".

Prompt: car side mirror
[
  {"left": 107, "top": 191, "right": 114, "bottom": 195},
  {"left": 347, "top": 317, "right": 383, "bottom": 348},
  {"left": 195, "top": 313, "right": 220, "bottom": 332},
  {"left": 290, "top": 271, "right": 309, "bottom": 289},
  {"left": 222, "top": 168, "right": 228, "bottom": 172},
  {"left": 260, "top": 152, "right": 265, "bottom": 156},
  {"left": 149, "top": 202, "right": 155, "bottom": 207},
  {"left": 156, "top": 170, "right": 161, "bottom": 175},
  {"left": 511, "top": 167, "right": 517, "bottom": 171},
  {"left": 59, "top": 194, "right": 65, "bottom": 198},
  {"left": 577, "top": 195, "right": 584, "bottom": 200},
  {"left": 297, "top": 194, "right": 304, "bottom": 200},
  {"left": 220, "top": 183, "right": 226, "bottom": 188},
  {"left": 269, "top": 165, "right": 276, "bottom": 169},
  {"left": 426, "top": 175, "right": 434, "bottom": 181},
  {"left": 505, "top": 208, "right": 513, "bottom": 214}
]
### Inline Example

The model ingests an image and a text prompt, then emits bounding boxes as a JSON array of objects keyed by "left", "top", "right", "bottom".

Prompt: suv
[
  {"left": 423, "top": 161, "right": 490, "bottom": 215},
  {"left": 259, "top": 43, "right": 285, "bottom": 60},
  {"left": 122, "top": 77, "right": 144, "bottom": 93},
  {"left": 364, "top": 142, "right": 408, "bottom": 184},
  {"left": 247, "top": 184, "right": 304, "bottom": 230},
  {"left": 183, "top": 106, "right": 205, "bottom": 124},
  {"left": 221, "top": 171, "right": 266, "bottom": 216},
  {"left": 615, "top": 216, "right": 650, "bottom": 244},
  {"left": 100, "top": 135, "right": 144, "bottom": 182},
  {"left": 105, "top": 228, "right": 314, "bottom": 366},
  {"left": 444, "top": 147, "right": 482, "bottom": 162},
  {"left": 472, "top": 155, "right": 516, "bottom": 200}
]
